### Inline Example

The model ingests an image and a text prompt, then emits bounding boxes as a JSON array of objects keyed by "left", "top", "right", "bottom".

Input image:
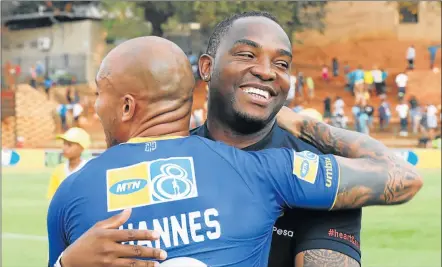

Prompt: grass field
[{"left": 2, "top": 169, "right": 441, "bottom": 267}]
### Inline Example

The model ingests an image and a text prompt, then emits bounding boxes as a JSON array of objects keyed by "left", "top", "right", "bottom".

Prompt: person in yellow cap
[{"left": 47, "top": 127, "right": 91, "bottom": 200}]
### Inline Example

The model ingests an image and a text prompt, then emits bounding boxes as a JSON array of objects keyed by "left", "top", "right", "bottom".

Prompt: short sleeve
[
  {"left": 200, "top": 138, "right": 341, "bottom": 212},
  {"left": 47, "top": 179, "right": 70, "bottom": 265},
  {"left": 239, "top": 149, "right": 340, "bottom": 211}
]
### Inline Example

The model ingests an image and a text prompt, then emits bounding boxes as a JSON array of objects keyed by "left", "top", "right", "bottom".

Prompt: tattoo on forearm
[
  {"left": 294, "top": 118, "right": 423, "bottom": 209},
  {"left": 301, "top": 249, "right": 360, "bottom": 267}
]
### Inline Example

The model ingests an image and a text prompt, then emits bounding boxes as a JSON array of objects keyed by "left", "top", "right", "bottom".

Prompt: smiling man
[{"left": 195, "top": 12, "right": 362, "bottom": 267}]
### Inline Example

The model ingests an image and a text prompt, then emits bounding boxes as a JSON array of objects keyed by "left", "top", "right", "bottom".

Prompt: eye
[
  {"left": 236, "top": 52, "right": 254, "bottom": 59},
  {"left": 276, "top": 61, "right": 289, "bottom": 69},
  {"left": 95, "top": 92, "right": 99, "bottom": 96}
]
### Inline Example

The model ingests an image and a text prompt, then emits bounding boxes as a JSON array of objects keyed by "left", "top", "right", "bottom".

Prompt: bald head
[
  {"left": 97, "top": 36, "right": 194, "bottom": 101},
  {"left": 94, "top": 36, "right": 196, "bottom": 147}
]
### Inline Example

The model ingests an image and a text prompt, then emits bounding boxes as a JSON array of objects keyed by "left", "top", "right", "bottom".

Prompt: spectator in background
[
  {"left": 187, "top": 51, "right": 199, "bottom": 79},
  {"left": 29, "top": 65, "right": 37, "bottom": 88},
  {"left": 381, "top": 68, "right": 388, "bottom": 95},
  {"left": 323, "top": 96, "right": 332, "bottom": 122},
  {"left": 36, "top": 61, "right": 45, "bottom": 77},
  {"left": 419, "top": 105, "right": 428, "bottom": 135},
  {"left": 72, "top": 103, "right": 84, "bottom": 127},
  {"left": 379, "top": 96, "right": 392, "bottom": 131},
  {"left": 67, "top": 86, "right": 80, "bottom": 104},
  {"left": 332, "top": 57, "right": 339, "bottom": 77},
  {"left": 358, "top": 107, "right": 370, "bottom": 135},
  {"left": 332, "top": 96, "right": 347, "bottom": 128},
  {"left": 409, "top": 96, "right": 421, "bottom": 134},
  {"left": 47, "top": 127, "right": 91, "bottom": 200},
  {"left": 396, "top": 99, "right": 409, "bottom": 137},
  {"left": 321, "top": 64, "right": 329, "bottom": 82},
  {"left": 57, "top": 104, "right": 69, "bottom": 131},
  {"left": 364, "top": 103, "right": 375, "bottom": 129},
  {"left": 353, "top": 65, "right": 365, "bottom": 104},
  {"left": 427, "top": 103, "right": 439, "bottom": 140},
  {"left": 345, "top": 69, "right": 354, "bottom": 93},
  {"left": 333, "top": 96, "right": 345, "bottom": 117},
  {"left": 395, "top": 70, "right": 408, "bottom": 99},
  {"left": 13, "top": 64, "right": 21, "bottom": 89},
  {"left": 372, "top": 66, "right": 383, "bottom": 96},
  {"left": 285, "top": 74, "right": 296, "bottom": 106},
  {"left": 44, "top": 76, "right": 52, "bottom": 99},
  {"left": 297, "top": 71, "right": 304, "bottom": 97},
  {"left": 428, "top": 45, "right": 441, "bottom": 69},
  {"left": 406, "top": 45, "right": 416, "bottom": 70},
  {"left": 306, "top": 76, "right": 315, "bottom": 100},
  {"left": 364, "top": 68, "right": 374, "bottom": 95},
  {"left": 351, "top": 104, "right": 361, "bottom": 132}
]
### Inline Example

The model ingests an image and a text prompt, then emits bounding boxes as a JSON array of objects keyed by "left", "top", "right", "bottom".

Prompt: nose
[{"left": 250, "top": 59, "right": 276, "bottom": 81}]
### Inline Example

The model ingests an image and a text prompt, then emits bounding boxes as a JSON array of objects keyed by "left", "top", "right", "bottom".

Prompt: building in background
[
  {"left": 296, "top": 1, "right": 441, "bottom": 44},
  {"left": 1, "top": 1, "right": 106, "bottom": 84}
]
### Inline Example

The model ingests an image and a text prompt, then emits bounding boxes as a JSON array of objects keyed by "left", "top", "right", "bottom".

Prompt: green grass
[{"left": 2, "top": 169, "right": 441, "bottom": 267}]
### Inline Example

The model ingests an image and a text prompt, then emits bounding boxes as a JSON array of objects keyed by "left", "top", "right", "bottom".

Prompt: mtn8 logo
[
  {"left": 151, "top": 163, "right": 194, "bottom": 201},
  {"left": 301, "top": 151, "right": 318, "bottom": 161},
  {"left": 160, "top": 257, "right": 207, "bottom": 267}
]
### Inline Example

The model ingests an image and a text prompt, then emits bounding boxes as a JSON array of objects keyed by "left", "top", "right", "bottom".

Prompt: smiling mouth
[{"left": 241, "top": 87, "right": 270, "bottom": 100}]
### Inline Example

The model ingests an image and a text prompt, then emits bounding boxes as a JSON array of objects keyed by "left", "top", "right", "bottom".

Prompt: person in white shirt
[
  {"left": 406, "top": 45, "right": 416, "bottom": 70},
  {"left": 426, "top": 104, "right": 438, "bottom": 140},
  {"left": 332, "top": 96, "right": 347, "bottom": 128},
  {"left": 285, "top": 74, "right": 296, "bottom": 106},
  {"left": 333, "top": 96, "right": 345, "bottom": 116},
  {"left": 396, "top": 100, "right": 409, "bottom": 136},
  {"left": 395, "top": 71, "right": 408, "bottom": 99},
  {"left": 372, "top": 67, "right": 383, "bottom": 96}
]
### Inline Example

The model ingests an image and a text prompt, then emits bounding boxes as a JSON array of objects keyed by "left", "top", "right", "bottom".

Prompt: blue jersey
[
  {"left": 47, "top": 136, "right": 340, "bottom": 267},
  {"left": 192, "top": 124, "right": 362, "bottom": 265}
]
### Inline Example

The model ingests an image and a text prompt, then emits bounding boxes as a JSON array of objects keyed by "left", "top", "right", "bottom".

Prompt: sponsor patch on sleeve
[{"left": 292, "top": 151, "right": 319, "bottom": 184}]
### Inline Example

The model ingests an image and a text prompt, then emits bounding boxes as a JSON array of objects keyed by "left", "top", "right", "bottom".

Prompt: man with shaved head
[
  {"left": 47, "top": 35, "right": 422, "bottom": 267},
  {"left": 93, "top": 36, "right": 194, "bottom": 148}
]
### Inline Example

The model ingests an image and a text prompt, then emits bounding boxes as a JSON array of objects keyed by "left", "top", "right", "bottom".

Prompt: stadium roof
[{"left": 2, "top": 1, "right": 102, "bottom": 30}]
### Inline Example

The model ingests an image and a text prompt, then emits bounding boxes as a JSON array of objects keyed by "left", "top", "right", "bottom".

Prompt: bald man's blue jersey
[{"left": 47, "top": 136, "right": 340, "bottom": 267}]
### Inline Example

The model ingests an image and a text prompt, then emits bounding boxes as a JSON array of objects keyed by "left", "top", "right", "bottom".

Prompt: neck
[
  {"left": 129, "top": 101, "right": 192, "bottom": 140},
  {"left": 206, "top": 113, "right": 274, "bottom": 149},
  {"left": 68, "top": 157, "right": 82, "bottom": 170}
]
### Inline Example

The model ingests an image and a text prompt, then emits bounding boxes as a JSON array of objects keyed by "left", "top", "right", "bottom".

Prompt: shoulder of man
[{"left": 267, "top": 125, "right": 324, "bottom": 155}]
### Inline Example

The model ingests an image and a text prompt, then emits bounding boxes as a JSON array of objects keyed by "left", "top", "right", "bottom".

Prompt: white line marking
[{"left": 2, "top": 233, "right": 47, "bottom": 241}]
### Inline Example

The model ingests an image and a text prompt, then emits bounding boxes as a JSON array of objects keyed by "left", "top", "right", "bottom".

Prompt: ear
[
  {"left": 199, "top": 54, "right": 214, "bottom": 82},
  {"left": 121, "top": 94, "right": 135, "bottom": 122}
]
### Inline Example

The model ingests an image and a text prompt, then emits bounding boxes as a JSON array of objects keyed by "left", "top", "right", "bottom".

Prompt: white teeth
[{"left": 242, "top": 87, "right": 270, "bottom": 99}]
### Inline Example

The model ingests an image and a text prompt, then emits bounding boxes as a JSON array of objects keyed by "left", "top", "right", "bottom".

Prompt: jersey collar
[
  {"left": 197, "top": 122, "right": 277, "bottom": 151},
  {"left": 126, "top": 136, "right": 186, "bottom": 144}
]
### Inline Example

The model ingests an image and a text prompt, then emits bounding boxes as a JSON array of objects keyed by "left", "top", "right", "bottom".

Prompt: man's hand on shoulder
[
  {"left": 60, "top": 209, "right": 167, "bottom": 267},
  {"left": 295, "top": 249, "right": 360, "bottom": 267}
]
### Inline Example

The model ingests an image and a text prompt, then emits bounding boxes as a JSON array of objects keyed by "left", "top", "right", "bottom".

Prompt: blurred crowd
[{"left": 2, "top": 43, "right": 440, "bottom": 149}]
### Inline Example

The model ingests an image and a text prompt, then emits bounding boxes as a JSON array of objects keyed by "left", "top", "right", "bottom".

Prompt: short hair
[{"left": 206, "top": 11, "right": 279, "bottom": 57}]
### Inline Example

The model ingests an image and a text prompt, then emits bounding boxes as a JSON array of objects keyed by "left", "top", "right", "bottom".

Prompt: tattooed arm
[
  {"left": 295, "top": 250, "right": 360, "bottom": 267},
  {"left": 277, "top": 107, "right": 423, "bottom": 209}
]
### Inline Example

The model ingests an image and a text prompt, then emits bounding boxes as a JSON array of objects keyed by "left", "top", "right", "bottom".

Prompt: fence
[{"left": 6, "top": 53, "right": 87, "bottom": 84}]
